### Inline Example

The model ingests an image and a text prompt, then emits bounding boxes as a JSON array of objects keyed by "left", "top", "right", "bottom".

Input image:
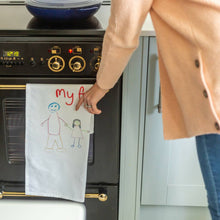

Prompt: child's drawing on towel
[
  {"left": 71, "top": 119, "right": 83, "bottom": 148},
  {"left": 41, "top": 102, "right": 68, "bottom": 150}
]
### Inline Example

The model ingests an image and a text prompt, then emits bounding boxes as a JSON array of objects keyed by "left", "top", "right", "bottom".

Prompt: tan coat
[{"left": 96, "top": 0, "right": 220, "bottom": 140}]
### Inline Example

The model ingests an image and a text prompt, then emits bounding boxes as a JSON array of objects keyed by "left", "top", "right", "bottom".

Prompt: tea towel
[{"left": 25, "top": 84, "right": 94, "bottom": 202}]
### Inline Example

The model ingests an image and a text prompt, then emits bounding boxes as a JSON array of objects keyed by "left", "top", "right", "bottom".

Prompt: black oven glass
[{"left": 3, "top": 97, "right": 94, "bottom": 165}]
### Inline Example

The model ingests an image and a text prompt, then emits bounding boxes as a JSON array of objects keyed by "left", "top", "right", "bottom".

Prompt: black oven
[{"left": 0, "top": 37, "right": 121, "bottom": 220}]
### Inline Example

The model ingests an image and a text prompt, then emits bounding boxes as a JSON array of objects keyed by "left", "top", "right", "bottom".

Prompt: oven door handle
[
  {"left": 0, "top": 85, "right": 26, "bottom": 90},
  {"left": 0, "top": 191, "right": 108, "bottom": 202},
  {"left": 0, "top": 85, "right": 111, "bottom": 93}
]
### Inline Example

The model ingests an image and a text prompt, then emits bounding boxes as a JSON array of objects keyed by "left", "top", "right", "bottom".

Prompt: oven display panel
[{"left": 3, "top": 50, "right": 20, "bottom": 57}]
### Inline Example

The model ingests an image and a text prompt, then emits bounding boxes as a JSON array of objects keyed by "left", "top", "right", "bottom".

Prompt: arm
[
  {"left": 58, "top": 116, "right": 68, "bottom": 126},
  {"left": 41, "top": 118, "right": 49, "bottom": 127},
  {"left": 40, "top": 116, "right": 50, "bottom": 127},
  {"left": 96, "top": 0, "right": 153, "bottom": 89},
  {"left": 81, "top": 129, "right": 90, "bottom": 133}
]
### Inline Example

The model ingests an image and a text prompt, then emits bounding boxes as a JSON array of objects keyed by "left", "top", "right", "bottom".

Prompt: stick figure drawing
[
  {"left": 41, "top": 102, "right": 68, "bottom": 150},
  {"left": 71, "top": 119, "right": 83, "bottom": 148}
]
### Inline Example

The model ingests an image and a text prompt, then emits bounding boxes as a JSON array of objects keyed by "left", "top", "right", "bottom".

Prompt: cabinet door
[{"left": 141, "top": 37, "right": 207, "bottom": 207}]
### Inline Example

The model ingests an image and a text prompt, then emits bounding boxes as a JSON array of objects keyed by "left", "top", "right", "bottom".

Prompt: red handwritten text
[
  {"left": 56, "top": 89, "right": 66, "bottom": 98},
  {"left": 78, "top": 86, "right": 85, "bottom": 100},
  {"left": 55, "top": 86, "right": 86, "bottom": 106},
  {"left": 56, "top": 89, "right": 74, "bottom": 106}
]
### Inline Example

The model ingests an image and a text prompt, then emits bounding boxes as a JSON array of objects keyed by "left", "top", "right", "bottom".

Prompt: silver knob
[{"left": 52, "top": 61, "right": 60, "bottom": 70}]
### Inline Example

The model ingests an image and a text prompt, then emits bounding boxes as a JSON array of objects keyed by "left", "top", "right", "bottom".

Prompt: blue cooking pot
[{"left": 26, "top": 0, "right": 103, "bottom": 20}]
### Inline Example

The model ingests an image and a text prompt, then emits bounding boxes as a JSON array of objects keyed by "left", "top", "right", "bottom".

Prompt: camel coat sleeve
[
  {"left": 96, "top": 0, "right": 153, "bottom": 90},
  {"left": 95, "top": 0, "right": 220, "bottom": 140}
]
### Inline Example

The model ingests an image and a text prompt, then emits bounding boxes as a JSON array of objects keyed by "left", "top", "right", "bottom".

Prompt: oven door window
[
  {"left": 3, "top": 98, "right": 25, "bottom": 164},
  {"left": 3, "top": 98, "right": 94, "bottom": 165}
]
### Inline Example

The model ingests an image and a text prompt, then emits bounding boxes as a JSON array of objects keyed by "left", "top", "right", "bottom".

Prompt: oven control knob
[
  {"left": 48, "top": 55, "right": 65, "bottom": 72},
  {"left": 90, "top": 56, "right": 101, "bottom": 72},
  {"left": 94, "top": 62, "right": 100, "bottom": 71},
  {"left": 30, "top": 57, "right": 36, "bottom": 66},
  {"left": 52, "top": 61, "right": 60, "bottom": 70},
  {"left": 72, "top": 62, "right": 82, "bottom": 71},
  {"left": 69, "top": 56, "right": 86, "bottom": 72},
  {"left": 40, "top": 58, "right": 45, "bottom": 65}
]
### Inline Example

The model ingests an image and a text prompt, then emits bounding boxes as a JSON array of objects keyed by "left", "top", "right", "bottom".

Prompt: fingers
[
  {"left": 83, "top": 97, "right": 101, "bottom": 115},
  {"left": 76, "top": 96, "right": 102, "bottom": 114},
  {"left": 84, "top": 99, "right": 94, "bottom": 114},
  {"left": 75, "top": 84, "right": 106, "bottom": 114},
  {"left": 75, "top": 96, "right": 84, "bottom": 111},
  {"left": 91, "top": 102, "right": 102, "bottom": 114}
]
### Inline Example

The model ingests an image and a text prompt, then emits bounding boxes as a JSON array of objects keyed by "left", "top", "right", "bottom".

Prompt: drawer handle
[
  {"left": 0, "top": 85, "right": 26, "bottom": 90},
  {"left": 153, "top": 55, "right": 162, "bottom": 114},
  {"left": 0, "top": 191, "right": 108, "bottom": 202},
  {"left": 157, "top": 86, "right": 162, "bottom": 113}
]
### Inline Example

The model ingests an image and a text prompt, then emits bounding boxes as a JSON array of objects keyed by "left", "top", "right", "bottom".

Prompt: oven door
[{"left": 0, "top": 77, "right": 121, "bottom": 186}]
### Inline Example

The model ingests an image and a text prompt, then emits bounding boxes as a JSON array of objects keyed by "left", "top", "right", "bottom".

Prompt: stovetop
[{"left": 0, "top": 4, "right": 111, "bottom": 36}]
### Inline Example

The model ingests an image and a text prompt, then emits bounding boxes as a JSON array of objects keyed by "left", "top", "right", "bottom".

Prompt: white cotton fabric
[{"left": 25, "top": 84, "right": 94, "bottom": 202}]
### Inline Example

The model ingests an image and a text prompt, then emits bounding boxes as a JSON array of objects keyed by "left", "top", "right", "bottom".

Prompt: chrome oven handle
[
  {"left": 0, "top": 191, "right": 108, "bottom": 202},
  {"left": 0, "top": 85, "right": 26, "bottom": 90}
]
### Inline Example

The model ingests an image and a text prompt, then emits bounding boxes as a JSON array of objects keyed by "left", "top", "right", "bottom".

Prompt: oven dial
[
  {"left": 52, "top": 61, "right": 60, "bottom": 70},
  {"left": 69, "top": 56, "right": 86, "bottom": 72},
  {"left": 48, "top": 55, "right": 65, "bottom": 72},
  {"left": 90, "top": 56, "right": 101, "bottom": 72},
  {"left": 72, "top": 61, "right": 82, "bottom": 71}
]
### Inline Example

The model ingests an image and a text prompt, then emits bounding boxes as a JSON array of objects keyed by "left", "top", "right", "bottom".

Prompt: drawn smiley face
[
  {"left": 48, "top": 102, "right": 60, "bottom": 113},
  {"left": 74, "top": 120, "right": 81, "bottom": 126}
]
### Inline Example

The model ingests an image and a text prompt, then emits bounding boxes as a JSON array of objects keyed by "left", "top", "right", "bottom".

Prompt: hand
[{"left": 75, "top": 82, "right": 109, "bottom": 114}]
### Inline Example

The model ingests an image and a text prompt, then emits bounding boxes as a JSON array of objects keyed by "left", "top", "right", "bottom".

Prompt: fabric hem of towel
[
  {"left": 25, "top": 187, "right": 85, "bottom": 203},
  {"left": 25, "top": 84, "right": 31, "bottom": 196}
]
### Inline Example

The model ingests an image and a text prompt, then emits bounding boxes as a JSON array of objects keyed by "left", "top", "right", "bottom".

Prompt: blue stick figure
[{"left": 41, "top": 102, "right": 68, "bottom": 150}]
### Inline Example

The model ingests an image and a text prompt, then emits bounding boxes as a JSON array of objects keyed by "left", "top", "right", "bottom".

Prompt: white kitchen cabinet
[
  {"left": 141, "top": 37, "right": 208, "bottom": 207},
  {"left": 114, "top": 35, "right": 211, "bottom": 220}
]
